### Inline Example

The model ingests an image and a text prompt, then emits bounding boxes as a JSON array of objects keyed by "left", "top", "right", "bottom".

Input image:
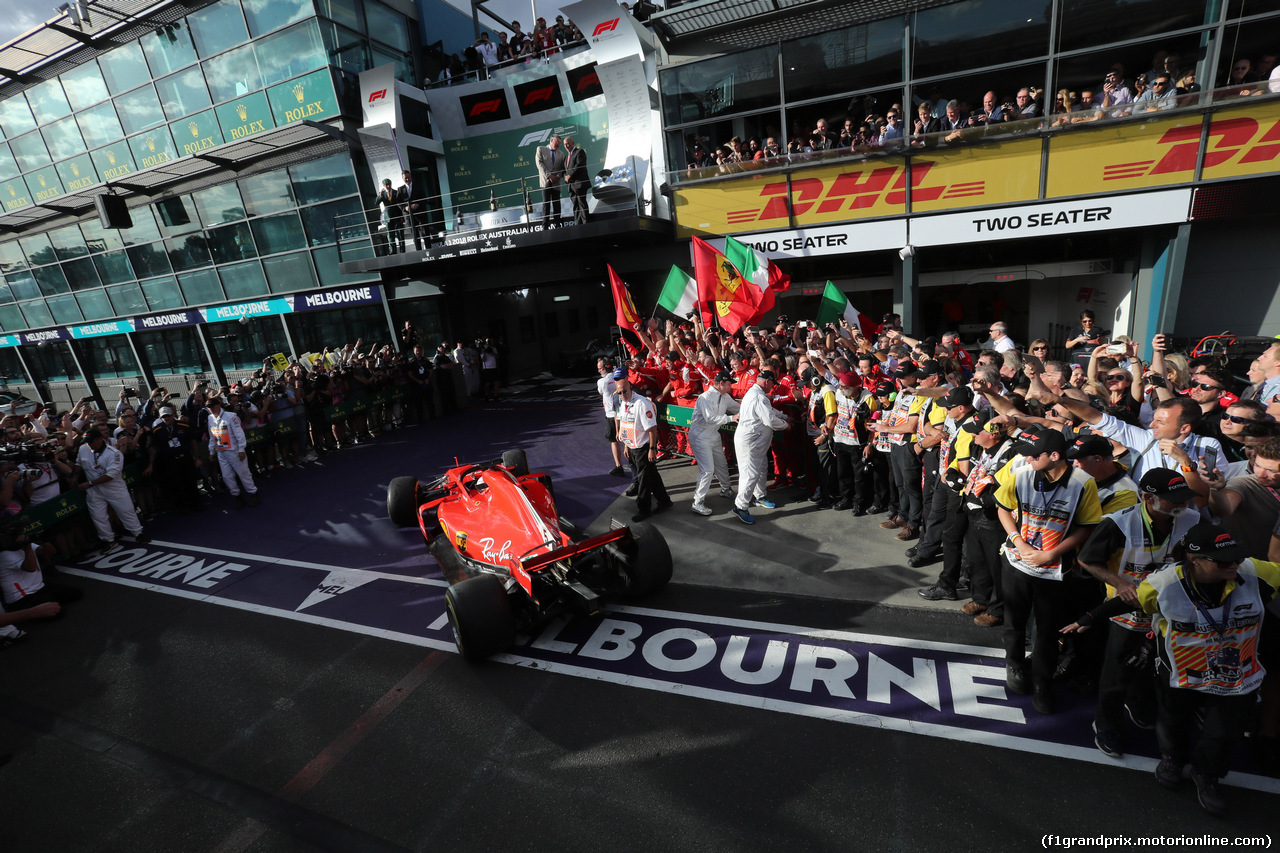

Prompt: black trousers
[
  {"left": 1156, "top": 674, "right": 1255, "bottom": 778},
  {"left": 568, "top": 179, "right": 589, "bottom": 224},
  {"left": 930, "top": 489, "right": 968, "bottom": 587},
  {"left": 1096, "top": 621, "right": 1156, "bottom": 735},
  {"left": 814, "top": 438, "right": 838, "bottom": 501},
  {"left": 833, "top": 442, "right": 872, "bottom": 509},
  {"left": 627, "top": 445, "right": 669, "bottom": 513},
  {"left": 542, "top": 184, "right": 562, "bottom": 227},
  {"left": 966, "top": 513, "right": 1005, "bottom": 616},
  {"left": 916, "top": 470, "right": 951, "bottom": 556},
  {"left": 889, "top": 444, "right": 923, "bottom": 527},
  {"left": 870, "top": 450, "right": 894, "bottom": 513},
  {"left": 1003, "top": 566, "right": 1065, "bottom": 687}
]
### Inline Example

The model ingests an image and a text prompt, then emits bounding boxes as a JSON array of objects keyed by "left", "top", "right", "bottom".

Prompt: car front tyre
[{"left": 387, "top": 476, "right": 420, "bottom": 527}]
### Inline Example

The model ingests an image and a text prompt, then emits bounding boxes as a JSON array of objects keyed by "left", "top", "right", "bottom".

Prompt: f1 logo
[
  {"left": 519, "top": 129, "right": 553, "bottom": 147},
  {"left": 368, "top": 89, "right": 387, "bottom": 105},
  {"left": 469, "top": 99, "right": 504, "bottom": 117},
  {"left": 576, "top": 72, "right": 599, "bottom": 91},
  {"left": 523, "top": 86, "right": 556, "bottom": 106},
  {"left": 592, "top": 18, "right": 619, "bottom": 36}
]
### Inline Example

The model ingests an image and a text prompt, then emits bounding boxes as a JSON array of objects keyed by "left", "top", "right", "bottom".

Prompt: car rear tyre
[
  {"left": 387, "top": 476, "right": 419, "bottom": 527},
  {"left": 502, "top": 449, "right": 529, "bottom": 477},
  {"left": 619, "top": 521, "right": 673, "bottom": 597},
  {"left": 445, "top": 575, "right": 516, "bottom": 660}
]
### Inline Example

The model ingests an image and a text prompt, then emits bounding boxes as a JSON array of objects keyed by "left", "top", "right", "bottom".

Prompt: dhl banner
[
  {"left": 675, "top": 138, "right": 1041, "bottom": 237},
  {"left": 1045, "top": 112, "right": 1202, "bottom": 197},
  {"left": 1199, "top": 99, "right": 1280, "bottom": 181}
]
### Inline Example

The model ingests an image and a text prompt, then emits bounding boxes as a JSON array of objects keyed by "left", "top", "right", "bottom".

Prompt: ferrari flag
[
  {"left": 814, "top": 281, "right": 878, "bottom": 338},
  {"left": 608, "top": 265, "right": 645, "bottom": 354},
  {"left": 724, "top": 236, "right": 791, "bottom": 325},
  {"left": 691, "top": 236, "right": 764, "bottom": 334}
]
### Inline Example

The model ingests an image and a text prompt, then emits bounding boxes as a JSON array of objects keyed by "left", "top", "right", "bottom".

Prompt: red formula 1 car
[{"left": 387, "top": 449, "right": 672, "bottom": 660}]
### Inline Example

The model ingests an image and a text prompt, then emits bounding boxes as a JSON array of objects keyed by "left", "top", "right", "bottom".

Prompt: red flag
[
  {"left": 746, "top": 261, "right": 793, "bottom": 325},
  {"left": 691, "top": 237, "right": 764, "bottom": 335},
  {"left": 608, "top": 265, "right": 645, "bottom": 355}
]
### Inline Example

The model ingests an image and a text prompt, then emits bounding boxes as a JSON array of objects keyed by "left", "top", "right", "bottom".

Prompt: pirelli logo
[{"left": 724, "top": 163, "right": 985, "bottom": 225}]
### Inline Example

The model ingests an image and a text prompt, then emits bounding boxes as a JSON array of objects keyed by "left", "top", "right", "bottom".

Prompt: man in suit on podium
[
  {"left": 563, "top": 136, "right": 590, "bottom": 226},
  {"left": 398, "top": 168, "right": 425, "bottom": 250},
  {"left": 535, "top": 135, "right": 565, "bottom": 228}
]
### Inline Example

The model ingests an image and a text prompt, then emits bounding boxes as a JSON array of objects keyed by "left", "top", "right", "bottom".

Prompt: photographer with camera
[
  {"left": 150, "top": 407, "right": 202, "bottom": 512},
  {"left": 76, "top": 429, "right": 149, "bottom": 552},
  {"left": 0, "top": 462, "right": 78, "bottom": 625}
]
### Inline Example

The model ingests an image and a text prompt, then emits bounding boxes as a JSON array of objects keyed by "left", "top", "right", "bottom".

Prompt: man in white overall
[
  {"left": 77, "top": 430, "right": 149, "bottom": 550},
  {"left": 208, "top": 396, "right": 260, "bottom": 508}
]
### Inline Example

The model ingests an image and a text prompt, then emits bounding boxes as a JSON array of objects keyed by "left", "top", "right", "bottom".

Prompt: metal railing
[
  {"left": 335, "top": 160, "right": 645, "bottom": 263},
  {"left": 426, "top": 38, "right": 591, "bottom": 89}
]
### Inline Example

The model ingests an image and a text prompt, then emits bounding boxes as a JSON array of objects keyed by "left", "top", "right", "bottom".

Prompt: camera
[{"left": 1106, "top": 343, "right": 1126, "bottom": 355}]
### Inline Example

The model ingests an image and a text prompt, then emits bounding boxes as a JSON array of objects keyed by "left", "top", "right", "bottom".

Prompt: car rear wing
[{"left": 520, "top": 527, "right": 630, "bottom": 573}]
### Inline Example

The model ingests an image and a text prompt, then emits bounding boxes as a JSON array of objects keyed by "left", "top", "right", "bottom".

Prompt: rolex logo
[
  {"left": 236, "top": 103, "right": 248, "bottom": 121},
  {"left": 37, "top": 175, "right": 46, "bottom": 187},
  {"left": 487, "top": 148, "right": 493, "bottom": 154},
  {"left": 146, "top": 136, "right": 156, "bottom": 152},
  {"left": 107, "top": 150, "right": 116, "bottom": 164},
  {"left": 292, "top": 83, "right": 305, "bottom": 103},
  {"left": 71, "top": 163, "right": 79, "bottom": 176},
  {"left": 7, "top": 186, "right": 14, "bottom": 197},
  {"left": 189, "top": 121, "right": 199, "bottom": 137}
]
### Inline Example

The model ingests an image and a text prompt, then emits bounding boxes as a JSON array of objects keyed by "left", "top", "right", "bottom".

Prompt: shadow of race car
[{"left": 387, "top": 449, "right": 672, "bottom": 660}]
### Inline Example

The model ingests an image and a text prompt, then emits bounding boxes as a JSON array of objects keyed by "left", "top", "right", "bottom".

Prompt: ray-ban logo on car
[
  {"left": 592, "top": 18, "right": 619, "bottom": 36},
  {"left": 479, "top": 537, "right": 514, "bottom": 563}
]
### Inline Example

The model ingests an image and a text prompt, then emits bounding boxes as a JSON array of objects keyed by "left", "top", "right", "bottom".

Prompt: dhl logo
[
  {"left": 575, "top": 71, "right": 599, "bottom": 91},
  {"left": 1103, "top": 116, "right": 1280, "bottom": 181},
  {"left": 368, "top": 89, "right": 387, "bottom": 105},
  {"left": 522, "top": 86, "right": 557, "bottom": 106},
  {"left": 468, "top": 98, "right": 504, "bottom": 117},
  {"left": 592, "top": 18, "right": 619, "bottom": 36},
  {"left": 725, "top": 163, "right": 985, "bottom": 225}
]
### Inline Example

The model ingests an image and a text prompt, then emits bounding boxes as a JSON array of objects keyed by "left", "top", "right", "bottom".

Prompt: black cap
[
  {"left": 962, "top": 409, "right": 1004, "bottom": 434},
  {"left": 1140, "top": 468, "right": 1199, "bottom": 503},
  {"left": 714, "top": 370, "right": 732, "bottom": 383},
  {"left": 1011, "top": 424, "right": 1068, "bottom": 456},
  {"left": 1181, "top": 522, "right": 1248, "bottom": 563},
  {"left": 800, "top": 367, "right": 822, "bottom": 390},
  {"left": 759, "top": 369, "right": 776, "bottom": 382},
  {"left": 873, "top": 381, "right": 896, "bottom": 396},
  {"left": 918, "top": 361, "right": 944, "bottom": 378},
  {"left": 1066, "top": 434, "right": 1113, "bottom": 460},
  {"left": 938, "top": 386, "right": 974, "bottom": 409},
  {"left": 895, "top": 363, "right": 920, "bottom": 379}
]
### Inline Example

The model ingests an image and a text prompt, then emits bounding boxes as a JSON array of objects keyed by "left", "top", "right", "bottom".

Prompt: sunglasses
[
  {"left": 1105, "top": 374, "right": 1128, "bottom": 381},
  {"left": 1224, "top": 413, "right": 1260, "bottom": 424},
  {"left": 1031, "top": 346, "right": 1048, "bottom": 352},
  {"left": 1192, "top": 381, "right": 1222, "bottom": 391}
]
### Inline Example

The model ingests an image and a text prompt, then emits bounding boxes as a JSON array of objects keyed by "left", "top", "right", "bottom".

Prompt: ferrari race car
[{"left": 387, "top": 450, "right": 672, "bottom": 660}]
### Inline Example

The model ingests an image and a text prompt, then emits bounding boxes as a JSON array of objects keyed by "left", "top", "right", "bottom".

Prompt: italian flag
[
  {"left": 655, "top": 265, "right": 698, "bottom": 321},
  {"left": 724, "top": 235, "right": 790, "bottom": 324},
  {"left": 815, "top": 281, "right": 877, "bottom": 338}
]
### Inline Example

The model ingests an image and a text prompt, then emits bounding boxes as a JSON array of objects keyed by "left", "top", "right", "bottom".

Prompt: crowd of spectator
[
  {"left": 0, "top": 321, "right": 505, "bottom": 643},
  {"left": 683, "top": 48, "right": 1280, "bottom": 177},
  {"left": 602, "top": 306, "right": 1280, "bottom": 809}
]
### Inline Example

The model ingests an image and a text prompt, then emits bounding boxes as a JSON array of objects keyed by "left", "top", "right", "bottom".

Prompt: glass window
[
  {"left": 94, "top": 250, "right": 134, "bottom": 285},
  {"left": 203, "top": 43, "right": 264, "bottom": 105},
  {"left": 26, "top": 340, "right": 81, "bottom": 380},
  {"left": 177, "top": 268, "right": 224, "bottom": 304},
  {"left": 63, "top": 257, "right": 101, "bottom": 291},
  {"left": 156, "top": 196, "right": 201, "bottom": 236},
  {"left": 255, "top": 20, "right": 326, "bottom": 87},
  {"left": 120, "top": 206, "right": 163, "bottom": 246},
  {"left": 262, "top": 251, "right": 317, "bottom": 293},
  {"left": 219, "top": 260, "right": 268, "bottom": 299},
  {"left": 0, "top": 97, "right": 36, "bottom": 140},
  {"left": 19, "top": 300, "right": 55, "bottom": 329},
  {"left": 60, "top": 62, "right": 111, "bottom": 111},
  {"left": 156, "top": 67, "right": 213, "bottom": 120},
  {"left": 243, "top": 0, "right": 313, "bottom": 38},
  {"left": 1054, "top": 33, "right": 1210, "bottom": 110},
  {"left": 48, "top": 225, "right": 88, "bottom": 262},
  {"left": 81, "top": 217, "right": 126, "bottom": 255},
  {"left": 321, "top": 22, "right": 370, "bottom": 76},
  {"left": 5, "top": 271, "right": 41, "bottom": 301},
  {"left": 41, "top": 116, "right": 86, "bottom": 161},
  {"left": 661, "top": 45, "right": 780, "bottom": 126},
  {"left": 783, "top": 19, "right": 903, "bottom": 103},
  {"left": 127, "top": 242, "right": 173, "bottom": 279},
  {"left": 1228, "top": 0, "right": 1280, "bottom": 17},
  {"left": 364, "top": 2, "right": 409, "bottom": 52},
  {"left": 142, "top": 23, "right": 199, "bottom": 77},
  {"left": 166, "top": 234, "right": 213, "bottom": 271},
  {"left": 0, "top": 305, "right": 22, "bottom": 329},
  {"left": 1059, "top": 0, "right": 1215, "bottom": 54},
  {"left": 106, "top": 282, "right": 148, "bottom": 315},
  {"left": 193, "top": 182, "right": 246, "bottom": 225},
  {"left": 82, "top": 335, "right": 141, "bottom": 379},
  {"left": 0, "top": 143, "right": 17, "bottom": 181},
  {"left": 0, "top": 241, "right": 27, "bottom": 274},
  {"left": 370, "top": 45, "right": 413, "bottom": 85},
  {"left": 913, "top": 0, "right": 1051, "bottom": 81},
  {"left": 77, "top": 101, "right": 125, "bottom": 149},
  {"left": 140, "top": 275, "right": 185, "bottom": 311},
  {"left": 115, "top": 86, "right": 167, "bottom": 135},
  {"left": 317, "top": 0, "right": 364, "bottom": 33},
  {"left": 31, "top": 265, "right": 71, "bottom": 296},
  {"left": 208, "top": 222, "right": 257, "bottom": 263},
  {"left": 25, "top": 79, "right": 72, "bottom": 125},
  {"left": 76, "top": 289, "right": 114, "bottom": 320},
  {"left": 99, "top": 44, "right": 153, "bottom": 95},
  {"left": 189, "top": 0, "right": 251, "bottom": 57},
  {"left": 210, "top": 315, "right": 291, "bottom": 370},
  {"left": 46, "top": 293, "right": 83, "bottom": 324},
  {"left": 136, "top": 326, "right": 207, "bottom": 372},
  {"left": 19, "top": 234, "right": 56, "bottom": 267},
  {"left": 299, "top": 198, "right": 360, "bottom": 246},
  {"left": 1215, "top": 26, "right": 1280, "bottom": 92},
  {"left": 251, "top": 212, "right": 307, "bottom": 254},
  {"left": 0, "top": 281, "right": 12, "bottom": 304},
  {"left": 240, "top": 168, "right": 294, "bottom": 216},
  {"left": 313, "top": 245, "right": 375, "bottom": 288},
  {"left": 8, "top": 132, "right": 51, "bottom": 172},
  {"left": 289, "top": 153, "right": 358, "bottom": 206}
]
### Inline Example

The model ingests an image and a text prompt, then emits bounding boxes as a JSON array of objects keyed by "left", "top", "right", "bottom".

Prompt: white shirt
[
  {"left": 77, "top": 442, "right": 124, "bottom": 484},
  {"left": 736, "top": 385, "right": 788, "bottom": 443},
  {"left": 1091, "top": 411, "right": 1223, "bottom": 482},
  {"left": 615, "top": 393, "right": 658, "bottom": 450},
  {"left": 690, "top": 388, "right": 740, "bottom": 437},
  {"left": 991, "top": 335, "right": 1016, "bottom": 353},
  {"left": 207, "top": 409, "right": 247, "bottom": 453},
  {"left": 597, "top": 374, "right": 618, "bottom": 417}
]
